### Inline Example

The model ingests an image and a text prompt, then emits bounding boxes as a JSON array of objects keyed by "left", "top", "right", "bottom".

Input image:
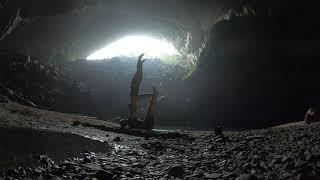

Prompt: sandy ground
[
  {"left": 0, "top": 101, "right": 138, "bottom": 141},
  {"left": 1, "top": 100, "right": 314, "bottom": 142},
  {"left": 0, "top": 100, "right": 312, "bottom": 138}
]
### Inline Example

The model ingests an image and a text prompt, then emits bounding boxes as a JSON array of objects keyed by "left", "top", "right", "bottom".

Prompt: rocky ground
[{"left": 0, "top": 102, "right": 320, "bottom": 179}]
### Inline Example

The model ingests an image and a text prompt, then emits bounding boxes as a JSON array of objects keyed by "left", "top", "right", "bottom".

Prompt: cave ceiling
[
  {"left": 0, "top": 0, "right": 242, "bottom": 64},
  {"left": 1, "top": 0, "right": 317, "bottom": 65}
]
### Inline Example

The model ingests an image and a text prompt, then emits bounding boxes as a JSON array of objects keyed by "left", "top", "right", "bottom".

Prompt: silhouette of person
[
  {"left": 215, "top": 123, "right": 223, "bottom": 136},
  {"left": 304, "top": 106, "right": 319, "bottom": 125}
]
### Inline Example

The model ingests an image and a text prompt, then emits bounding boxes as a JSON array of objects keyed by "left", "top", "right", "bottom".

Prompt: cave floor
[{"left": 0, "top": 102, "right": 320, "bottom": 179}]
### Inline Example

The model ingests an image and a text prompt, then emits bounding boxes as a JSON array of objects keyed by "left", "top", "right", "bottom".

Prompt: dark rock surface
[{"left": 1, "top": 123, "right": 320, "bottom": 179}]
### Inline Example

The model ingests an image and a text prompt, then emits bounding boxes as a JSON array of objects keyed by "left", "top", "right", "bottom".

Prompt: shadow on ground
[{"left": 0, "top": 127, "right": 110, "bottom": 169}]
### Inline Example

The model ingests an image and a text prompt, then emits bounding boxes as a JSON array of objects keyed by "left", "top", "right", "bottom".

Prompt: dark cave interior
[{"left": 1, "top": 1, "right": 320, "bottom": 179}]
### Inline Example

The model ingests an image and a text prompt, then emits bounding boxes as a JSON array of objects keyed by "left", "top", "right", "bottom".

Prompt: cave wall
[{"left": 189, "top": 1, "right": 320, "bottom": 129}]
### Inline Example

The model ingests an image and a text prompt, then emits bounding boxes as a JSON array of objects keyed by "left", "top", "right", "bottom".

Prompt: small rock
[
  {"left": 113, "top": 166, "right": 124, "bottom": 173},
  {"left": 52, "top": 165, "right": 60, "bottom": 169},
  {"left": 235, "top": 174, "right": 258, "bottom": 180},
  {"left": 283, "top": 162, "right": 294, "bottom": 170},
  {"left": 132, "top": 162, "right": 144, "bottom": 168},
  {"left": 295, "top": 161, "right": 308, "bottom": 168},
  {"left": 185, "top": 174, "right": 201, "bottom": 179},
  {"left": 82, "top": 156, "right": 92, "bottom": 164},
  {"left": 259, "top": 162, "right": 268, "bottom": 170},
  {"left": 245, "top": 135, "right": 265, "bottom": 140},
  {"left": 222, "top": 172, "right": 234, "bottom": 178},
  {"left": 125, "top": 172, "right": 133, "bottom": 178},
  {"left": 95, "top": 170, "right": 114, "bottom": 180},
  {"left": 113, "top": 137, "right": 121, "bottom": 142},
  {"left": 208, "top": 145, "right": 215, "bottom": 151},
  {"left": 234, "top": 168, "right": 243, "bottom": 176},
  {"left": 204, "top": 173, "right": 221, "bottom": 179},
  {"left": 168, "top": 165, "right": 184, "bottom": 177},
  {"left": 243, "top": 162, "right": 250, "bottom": 170},
  {"left": 39, "top": 155, "right": 54, "bottom": 166},
  {"left": 33, "top": 167, "right": 43, "bottom": 175},
  {"left": 305, "top": 151, "right": 313, "bottom": 161},
  {"left": 71, "top": 121, "right": 80, "bottom": 126},
  {"left": 215, "top": 137, "right": 224, "bottom": 143},
  {"left": 282, "top": 172, "right": 292, "bottom": 178}
]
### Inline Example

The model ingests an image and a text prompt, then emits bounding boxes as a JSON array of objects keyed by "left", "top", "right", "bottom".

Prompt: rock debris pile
[
  {"left": 1, "top": 124, "right": 320, "bottom": 179},
  {"left": 0, "top": 52, "right": 83, "bottom": 110}
]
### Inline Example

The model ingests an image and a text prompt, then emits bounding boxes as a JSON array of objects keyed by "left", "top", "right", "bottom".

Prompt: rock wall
[{"left": 189, "top": 1, "right": 320, "bottom": 129}]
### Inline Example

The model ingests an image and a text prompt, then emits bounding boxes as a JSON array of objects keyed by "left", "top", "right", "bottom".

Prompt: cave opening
[
  {"left": 85, "top": 35, "right": 192, "bottom": 80},
  {"left": 87, "top": 35, "right": 180, "bottom": 61}
]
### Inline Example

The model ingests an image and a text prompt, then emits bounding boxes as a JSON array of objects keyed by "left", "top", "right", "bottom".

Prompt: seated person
[{"left": 304, "top": 106, "right": 320, "bottom": 125}]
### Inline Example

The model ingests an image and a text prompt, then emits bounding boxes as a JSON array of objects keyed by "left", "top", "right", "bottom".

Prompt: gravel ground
[{"left": 0, "top": 102, "right": 320, "bottom": 179}]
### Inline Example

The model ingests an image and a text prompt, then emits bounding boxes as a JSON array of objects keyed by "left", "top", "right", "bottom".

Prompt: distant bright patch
[{"left": 87, "top": 36, "right": 179, "bottom": 60}]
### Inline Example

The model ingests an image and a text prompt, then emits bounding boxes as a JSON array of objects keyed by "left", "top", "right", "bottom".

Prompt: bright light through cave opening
[{"left": 87, "top": 35, "right": 180, "bottom": 60}]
